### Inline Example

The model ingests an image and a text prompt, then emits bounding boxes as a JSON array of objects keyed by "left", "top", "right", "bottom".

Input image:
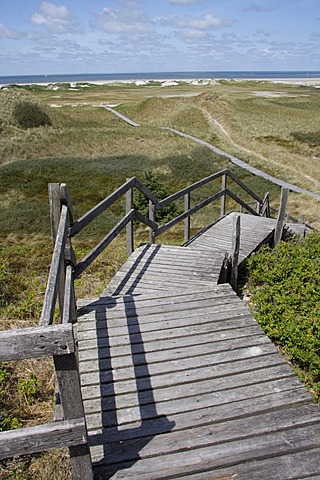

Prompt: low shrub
[
  {"left": 133, "top": 170, "right": 183, "bottom": 224},
  {"left": 0, "top": 89, "right": 52, "bottom": 130},
  {"left": 247, "top": 231, "right": 320, "bottom": 398},
  {"left": 12, "top": 102, "right": 52, "bottom": 129}
]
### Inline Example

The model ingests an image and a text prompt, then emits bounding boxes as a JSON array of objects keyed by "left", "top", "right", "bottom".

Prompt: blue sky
[{"left": 0, "top": 0, "right": 319, "bottom": 75}]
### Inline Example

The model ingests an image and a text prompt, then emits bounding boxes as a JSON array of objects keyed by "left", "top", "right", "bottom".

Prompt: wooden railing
[
  {"left": 0, "top": 325, "right": 93, "bottom": 479},
  {"left": 0, "top": 168, "right": 306, "bottom": 477}
]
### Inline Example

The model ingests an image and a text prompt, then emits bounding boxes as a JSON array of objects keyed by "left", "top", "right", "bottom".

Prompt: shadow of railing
[
  {"left": 83, "top": 286, "right": 175, "bottom": 478},
  {"left": 111, "top": 243, "right": 161, "bottom": 296}
]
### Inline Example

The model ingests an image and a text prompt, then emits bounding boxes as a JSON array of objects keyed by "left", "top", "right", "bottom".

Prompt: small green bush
[
  {"left": 134, "top": 170, "right": 183, "bottom": 224},
  {"left": 247, "top": 231, "right": 320, "bottom": 398},
  {"left": 12, "top": 102, "right": 52, "bottom": 129},
  {"left": 0, "top": 89, "right": 52, "bottom": 130},
  {"left": 17, "top": 374, "right": 42, "bottom": 404}
]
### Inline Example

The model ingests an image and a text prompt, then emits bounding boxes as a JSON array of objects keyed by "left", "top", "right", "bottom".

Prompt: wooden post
[
  {"left": 230, "top": 215, "right": 240, "bottom": 289},
  {"left": 256, "top": 201, "right": 260, "bottom": 214},
  {"left": 261, "top": 192, "right": 270, "bottom": 217},
  {"left": 149, "top": 200, "right": 155, "bottom": 244},
  {"left": 274, "top": 187, "right": 289, "bottom": 246},
  {"left": 48, "top": 183, "right": 65, "bottom": 318},
  {"left": 60, "top": 184, "right": 77, "bottom": 323},
  {"left": 220, "top": 173, "right": 227, "bottom": 217},
  {"left": 184, "top": 192, "right": 191, "bottom": 243},
  {"left": 54, "top": 347, "right": 93, "bottom": 479},
  {"left": 126, "top": 182, "right": 134, "bottom": 256}
]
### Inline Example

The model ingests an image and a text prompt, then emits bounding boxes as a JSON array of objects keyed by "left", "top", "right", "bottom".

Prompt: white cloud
[
  {"left": 31, "top": 2, "right": 82, "bottom": 34},
  {"left": 92, "top": 1, "right": 152, "bottom": 34},
  {"left": 0, "top": 22, "right": 24, "bottom": 39},
  {"left": 181, "top": 13, "right": 225, "bottom": 29}
]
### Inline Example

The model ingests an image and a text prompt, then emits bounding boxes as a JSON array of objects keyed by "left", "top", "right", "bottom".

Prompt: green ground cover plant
[{"left": 247, "top": 232, "right": 320, "bottom": 398}]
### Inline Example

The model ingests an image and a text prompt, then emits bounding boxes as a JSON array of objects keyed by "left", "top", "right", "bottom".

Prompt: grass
[{"left": 0, "top": 79, "right": 319, "bottom": 477}]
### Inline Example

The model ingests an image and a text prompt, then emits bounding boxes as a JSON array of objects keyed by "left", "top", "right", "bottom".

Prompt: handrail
[
  {"left": 39, "top": 204, "right": 69, "bottom": 326},
  {"left": 155, "top": 190, "right": 225, "bottom": 237},
  {"left": 226, "top": 170, "right": 264, "bottom": 204},
  {"left": 225, "top": 189, "right": 260, "bottom": 216},
  {"left": 71, "top": 177, "right": 135, "bottom": 236},
  {"left": 75, "top": 209, "right": 135, "bottom": 278},
  {"left": 71, "top": 177, "right": 158, "bottom": 236},
  {"left": 157, "top": 169, "right": 228, "bottom": 210},
  {"left": 0, "top": 324, "right": 93, "bottom": 479}
]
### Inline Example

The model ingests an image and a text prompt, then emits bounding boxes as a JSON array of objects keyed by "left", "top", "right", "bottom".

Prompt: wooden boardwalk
[{"left": 76, "top": 213, "right": 320, "bottom": 479}]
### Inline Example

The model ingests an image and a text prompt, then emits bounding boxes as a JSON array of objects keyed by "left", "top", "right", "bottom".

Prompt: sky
[{"left": 0, "top": 0, "right": 319, "bottom": 75}]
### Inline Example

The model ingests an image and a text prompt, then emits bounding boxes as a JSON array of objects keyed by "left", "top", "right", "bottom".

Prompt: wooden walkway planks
[
  {"left": 186, "top": 212, "right": 277, "bottom": 263},
  {"left": 100, "top": 212, "right": 276, "bottom": 298},
  {"left": 76, "top": 213, "right": 320, "bottom": 479}
]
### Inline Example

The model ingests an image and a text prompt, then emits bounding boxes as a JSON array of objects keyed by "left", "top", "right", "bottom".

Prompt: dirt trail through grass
[
  {"left": 106, "top": 106, "right": 320, "bottom": 202},
  {"left": 201, "top": 107, "right": 320, "bottom": 190}
]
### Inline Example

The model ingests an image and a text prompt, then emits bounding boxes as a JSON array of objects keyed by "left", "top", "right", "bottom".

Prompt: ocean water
[{"left": 0, "top": 71, "right": 320, "bottom": 86}]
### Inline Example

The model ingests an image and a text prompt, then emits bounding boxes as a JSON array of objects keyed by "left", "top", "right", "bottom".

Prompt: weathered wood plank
[
  {"left": 83, "top": 364, "right": 297, "bottom": 414},
  {"left": 78, "top": 295, "right": 241, "bottom": 323},
  {"left": 90, "top": 404, "right": 320, "bottom": 465},
  {"left": 126, "top": 181, "right": 134, "bottom": 256},
  {"left": 78, "top": 302, "right": 249, "bottom": 329},
  {"left": 230, "top": 214, "right": 240, "bottom": 288},
  {"left": 0, "top": 419, "right": 87, "bottom": 460},
  {"left": 85, "top": 382, "right": 311, "bottom": 432},
  {"left": 88, "top": 388, "right": 313, "bottom": 442},
  {"left": 62, "top": 264, "right": 77, "bottom": 324},
  {"left": 79, "top": 284, "right": 234, "bottom": 310},
  {"left": 48, "top": 183, "right": 66, "bottom": 318},
  {"left": 174, "top": 448, "right": 320, "bottom": 480},
  {"left": 275, "top": 187, "right": 289, "bottom": 245},
  {"left": 54, "top": 351, "right": 93, "bottom": 479},
  {"left": 79, "top": 343, "right": 279, "bottom": 384},
  {"left": 39, "top": 204, "right": 68, "bottom": 326},
  {"left": 77, "top": 314, "right": 261, "bottom": 347},
  {"left": 79, "top": 285, "right": 238, "bottom": 310},
  {"left": 80, "top": 344, "right": 283, "bottom": 386},
  {"left": 80, "top": 335, "right": 273, "bottom": 376},
  {"left": 78, "top": 324, "right": 265, "bottom": 362},
  {"left": 0, "top": 324, "right": 74, "bottom": 361},
  {"left": 81, "top": 356, "right": 289, "bottom": 400},
  {"left": 94, "top": 423, "right": 320, "bottom": 479}
]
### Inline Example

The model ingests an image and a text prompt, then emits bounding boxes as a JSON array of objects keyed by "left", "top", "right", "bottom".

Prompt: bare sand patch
[{"left": 251, "top": 91, "right": 309, "bottom": 98}]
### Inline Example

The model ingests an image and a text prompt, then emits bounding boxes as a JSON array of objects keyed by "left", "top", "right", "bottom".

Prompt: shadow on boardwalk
[{"left": 84, "top": 293, "right": 175, "bottom": 479}]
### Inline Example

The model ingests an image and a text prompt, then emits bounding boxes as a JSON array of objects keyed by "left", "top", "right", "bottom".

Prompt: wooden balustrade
[{"left": 0, "top": 325, "right": 93, "bottom": 480}]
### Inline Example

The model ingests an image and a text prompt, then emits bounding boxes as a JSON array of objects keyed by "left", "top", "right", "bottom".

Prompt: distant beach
[{"left": 1, "top": 71, "right": 320, "bottom": 88}]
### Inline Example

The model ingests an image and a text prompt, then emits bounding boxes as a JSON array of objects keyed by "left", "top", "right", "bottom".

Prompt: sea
[{"left": 0, "top": 71, "right": 320, "bottom": 86}]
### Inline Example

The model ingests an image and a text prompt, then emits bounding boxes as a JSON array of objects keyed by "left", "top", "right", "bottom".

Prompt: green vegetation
[
  {"left": 247, "top": 232, "right": 320, "bottom": 398},
  {"left": 133, "top": 170, "right": 183, "bottom": 223},
  {"left": 0, "top": 89, "right": 52, "bottom": 130}
]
